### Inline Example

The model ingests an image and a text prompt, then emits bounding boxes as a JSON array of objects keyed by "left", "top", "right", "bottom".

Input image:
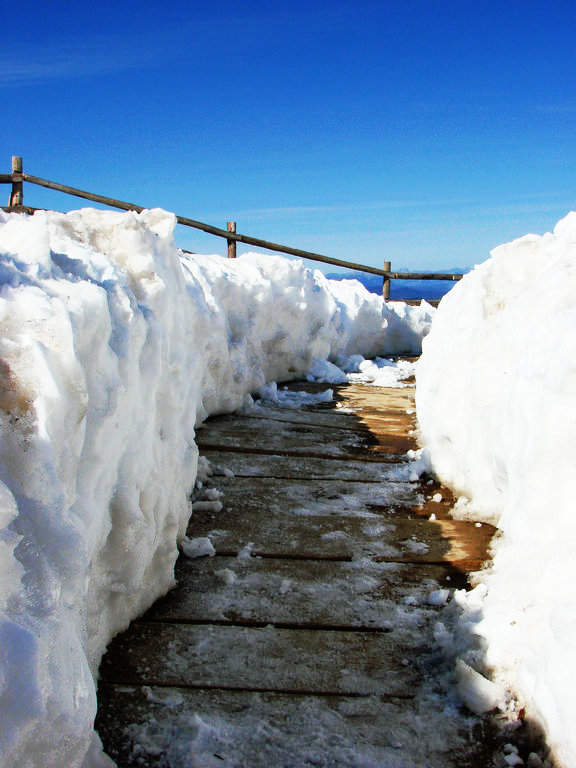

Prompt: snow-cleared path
[{"left": 95, "top": 378, "right": 521, "bottom": 767}]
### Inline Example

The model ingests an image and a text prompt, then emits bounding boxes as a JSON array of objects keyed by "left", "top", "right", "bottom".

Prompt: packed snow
[
  {"left": 417, "top": 211, "right": 576, "bottom": 767},
  {"left": 0, "top": 207, "right": 434, "bottom": 768},
  {"left": 304, "top": 353, "right": 419, "bottom": 387}
]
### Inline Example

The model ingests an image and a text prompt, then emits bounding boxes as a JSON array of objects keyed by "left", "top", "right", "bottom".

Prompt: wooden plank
[
  {"left": 205, "top": 476, "right": 419, "bottom": 519},
  {"left": 143, "top": 556, "right": 465, "bottom": 626},
  {"left": 202, "top": 449, "right": 414, "bottom": 482},
  {"left": 96, "top": 684, "right": 491, "bottom": 768},
  {"left": 99, "top": 622, "right": 419, "bottom": 696},
  {"left": 188, "top": 508, "right": 495, "bottom": 568},
  {"left": 196, "top": 416, "right": 414, "bottom": 458},
  {"left": 231, "top": 406, "right": 364, "bottom": 431},
  {"left": 334, "top": 384, "right": 416, "bottom": 413},
  {"left": 98, "top": 686, "right": 471, "bottom": 768},
  {"left": 239, "top": 405, "right": 415, "bottom": 436},
  {"left": 203, "top": 454, "right": 457, "bottom": 519}
]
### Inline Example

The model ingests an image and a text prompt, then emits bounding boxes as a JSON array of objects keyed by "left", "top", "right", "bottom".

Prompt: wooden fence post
[
  {"left": 10, "top": 156, "right": 23, "bottom": 207},
  {"left": 383, "top": 260, "right": 391, "bottom": 300},
  {"left": 227, "top": 221, "right": 237, "bottom": 259}
]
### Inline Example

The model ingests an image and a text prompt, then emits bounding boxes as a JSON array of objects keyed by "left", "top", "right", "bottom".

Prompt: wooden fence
[{"left": 1, "top": 156, "right": 462, "bottom": 299}]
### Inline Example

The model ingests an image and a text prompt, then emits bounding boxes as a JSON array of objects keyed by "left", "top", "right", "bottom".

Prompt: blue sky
[{"left": 1, "top": 0, "right": 575, "bottom": 271}]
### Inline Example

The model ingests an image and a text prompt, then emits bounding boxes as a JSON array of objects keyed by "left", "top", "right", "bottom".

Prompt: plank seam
[
  {"left": 206, "top": 473, "right": 412, "bottom": 484},
  {"left": 218, "top": 414, "right": 366, "bottom": 433},
  {"left": 97, "top": 681, "right": 416, "bottom": 699},
  {"left": 195, "top": 443, "right": 407, "bottom": 463},
  {"left": 201, "top": 550, "right": 485, "bottom": 568},
  {"left": 134, "top": 618, "right": 396, "bottom": 632}
]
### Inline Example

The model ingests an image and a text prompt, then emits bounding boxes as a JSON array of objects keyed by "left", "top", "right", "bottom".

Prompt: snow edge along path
[
  {"left": 416, "top": 211, "right": 576, "bottom": 768},
  {"left": 0, "top": 207, "right": 434, "bottom": 768}
]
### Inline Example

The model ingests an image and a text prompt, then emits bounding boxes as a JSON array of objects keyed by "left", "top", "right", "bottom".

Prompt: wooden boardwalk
[{"left": 96, "top": 379, "right": 500, "bottom": 767}]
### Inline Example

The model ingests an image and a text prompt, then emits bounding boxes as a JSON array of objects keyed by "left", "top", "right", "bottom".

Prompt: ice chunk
[
  {"left": 321, "top": 530, "right": 348, "bottom": 540},
  {"left": 237, "top": 542, "right": 254, "bottom": 561},
  {"left": 258, "top": 381, "right": 334, "bottom": 409},
  {"left": 455, "top": 659, "right": 504, "bottom": 714},
  {"left": 428, "top": 589, "right": 450, "bottom": 606},
  {"left": 192, "top": 500, "right": 223, "bottom": 513},
  {"left": 401, "top": 539, "right": 430, "bottom": 554},
  {"left": 306, "top": 357, "right": 347, "bottom": 384},
  {"left": 196, "top": 456, "right": 213, "bottom": 483},
  {"left": 180, "top": 536, "right": 216, "bottom": 559},
  {"left": 214, "top": 568, "right": 237, "bottom": 585}
]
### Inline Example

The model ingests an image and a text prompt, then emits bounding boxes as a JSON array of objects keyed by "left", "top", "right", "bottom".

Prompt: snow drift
[
  {"left": 0, "top": 207, "right": 433, "bottom": 767},
  {"left": 416, "top": 211, "right": 576, "bottom": 767}
]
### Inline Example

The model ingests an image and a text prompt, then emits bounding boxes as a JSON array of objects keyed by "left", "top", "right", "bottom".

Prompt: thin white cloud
[
  {"left": 0, "top": 5, "right": 353, "bottom": 88},
  {"left": 0, "top": 31, "right": 182, "bottom": 86},
  {"left": 0, "top": 14, "right": 259, "bottom": 87},
  {"left": 229, "top": 193, "right": 573, "bottom": 220},
  {"left": 232, "top": 198, "right": 476, "bottom": 218},
  {"left": 192, "top": 197, "right": 574, "bottom": 236}
]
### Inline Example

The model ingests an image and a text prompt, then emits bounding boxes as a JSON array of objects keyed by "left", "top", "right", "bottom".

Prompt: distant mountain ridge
[{"left": 325, "top": 267, "right": 470, "bottom": 301}]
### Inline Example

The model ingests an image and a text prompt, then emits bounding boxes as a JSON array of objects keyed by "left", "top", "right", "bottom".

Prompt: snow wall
[
  {"left": 0, "top": 208, "right": 434, "bottom": 768},
  {"left": 416, "top": 211, "right": 576, "bottom": 767}
]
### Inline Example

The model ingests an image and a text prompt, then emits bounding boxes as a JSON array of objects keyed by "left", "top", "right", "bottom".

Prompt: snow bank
[
  {"left": 416, "top": 211, "right": 576, "bottom": 767},
  {"left": 0, "top": 207, "right": 433, "bottom": 767}
]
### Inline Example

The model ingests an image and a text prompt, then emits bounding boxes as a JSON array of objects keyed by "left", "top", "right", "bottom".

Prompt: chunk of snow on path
[
  {"left": 180, "top": 537, "right": 216, "bottom": 559},
  {"left": 455, "top": 659, "right": 504, "bottom": 715},
  {"left": 191, "top": 500, "right": 223, "bottom": 513},
  {"left": 321, "top": 530, "right": 348, "bottom": 541},
  {"left": 214, "top": 568, "right": 237, "bottom": 585},
  {"left": 306, "top": 357, "right": 348, "bottom": 384},
  {"left": 204, "top": 488, "right": 223, "bottom": 501},
  {"left": 347, "top": 357, "right": 416, "bottom": 387},
  {"left": 428, "top": 589, "right": 450, "bottom": 606},
  {"left": 257, "top": 380, "right": 334, "bottom": 408},
  {"left": 401, "top": 538, "right": 430, "bottom": 554},
  {"left": 237, "top": 542, "right": 255, "bottom": 561}
]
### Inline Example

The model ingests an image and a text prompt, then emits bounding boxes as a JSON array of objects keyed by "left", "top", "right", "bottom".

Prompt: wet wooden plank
[
  {"left": 234, "top": 404, "right": 363, "bottom": 431},
  {"left": 202, "top": 450, "right": 414, "bottom": 482},
  {"left": 203, "top": 459, "right": 456, "bottom": 520},
  {"left": 99, "top": 623, "right": 418, "bottom": 696},
  {"left": 196, "top": 416, "right": 414, "bottom": 458},
  {"left": 97, "top": 686, "right": 478, "bottom": 768},
  {"left": 240, "top": 404, "right": 414, "bottom": 434},
  {"left": 205, "top": 476, "right": 420, "bottom": 519},
  {"left": 143, "top": 556, "right": 463, "bottom": 627},
  {"left": 188, "top": 509, "right": 495, "bottom": 568}
]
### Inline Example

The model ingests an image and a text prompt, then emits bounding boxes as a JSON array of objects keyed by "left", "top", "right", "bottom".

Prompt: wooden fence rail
[{"left": 1, "top": 157, "right": 463, "bottom": 298}]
